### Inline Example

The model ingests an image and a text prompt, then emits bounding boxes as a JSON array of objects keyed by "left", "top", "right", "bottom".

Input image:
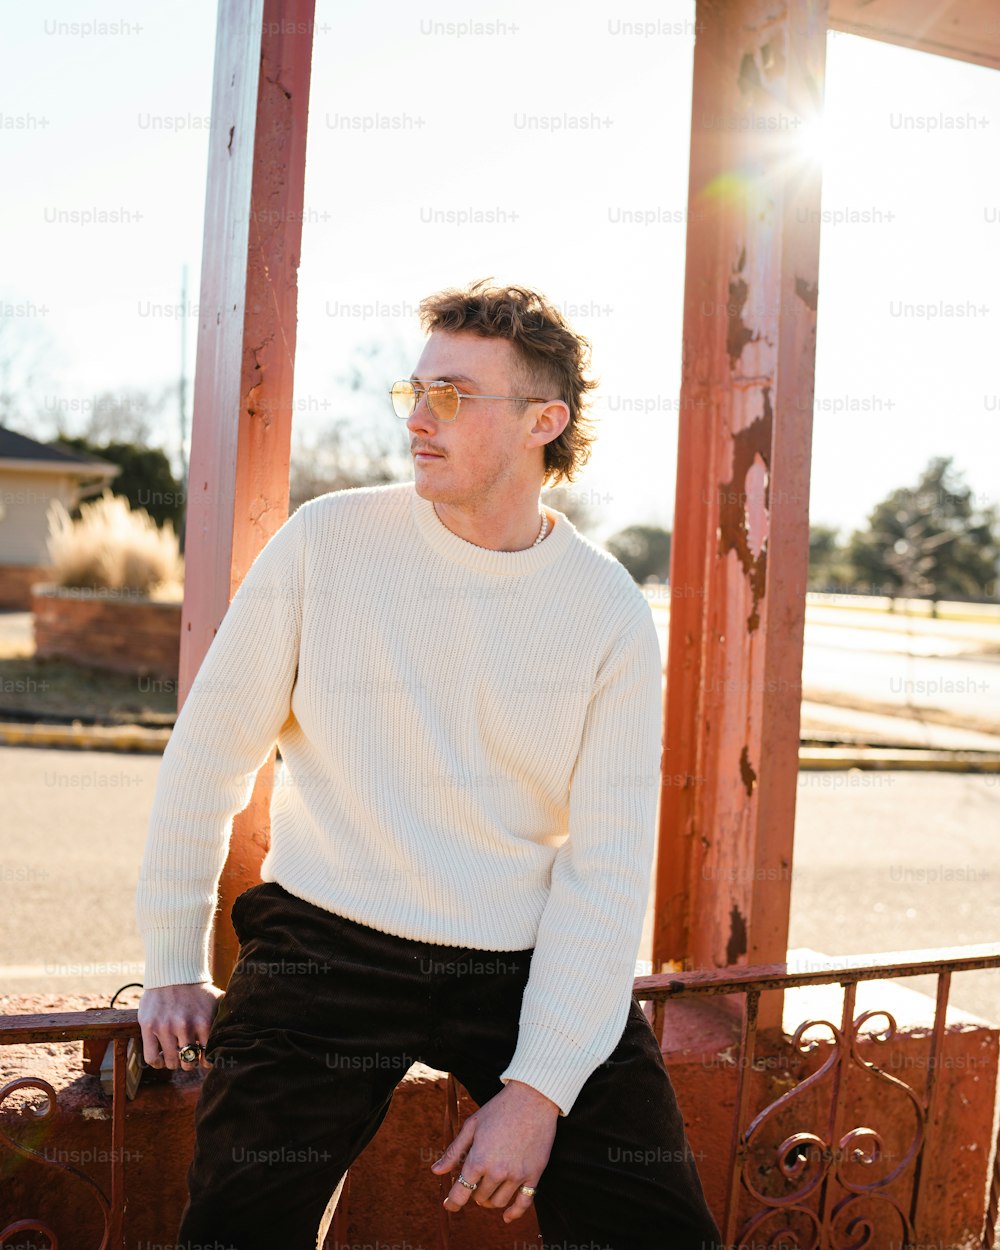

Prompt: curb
[
  {"left": 3, "top": 721, "right": 1000, "bottom": 772},
  {"left": 799, "top": 747, "right": 1000, "bottom": 772},
  {"left": 0, "top": 721, "right": 170, "bottom": 753}
]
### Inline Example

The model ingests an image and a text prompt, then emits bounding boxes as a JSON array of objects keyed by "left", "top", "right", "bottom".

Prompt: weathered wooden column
[
  {"left": 655, "top": 0, "right": 828, "bottom": 1024},
  {"left": 178, "top": 0, "right": 315, "bottom": 985}
]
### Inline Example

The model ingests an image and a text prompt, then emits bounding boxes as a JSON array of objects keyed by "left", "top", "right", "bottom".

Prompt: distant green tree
[
  {"left": 808, "top": 524, "right": 853, "bottom": 591},
  {"left": 75, "top": 385, "right": 171, "bottom": 448},
  {"left": 52, "top": 436, "right": 184, "bottom": 534},
  {"left": 846, "top": 456, "right": 999, "bottom": 608},
  {"left": 605, "top": 525, "right": 671, "bottom": 584}
]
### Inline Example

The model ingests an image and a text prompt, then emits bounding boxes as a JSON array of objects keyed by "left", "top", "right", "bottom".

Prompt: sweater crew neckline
[{"left": 409, "top": 483, "right": 575, "bottom": 576}]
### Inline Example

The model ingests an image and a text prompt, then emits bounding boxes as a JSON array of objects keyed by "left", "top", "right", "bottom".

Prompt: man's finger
[
  {"left": 199, "top": 992, "right": 226, "bottom": 1068},
  {"left": 432, "top": 1115, "right": 485, "bottom": 1211},
  {"left": 163, "top": 1028, "right": 184, "bottom": 1070},
  {"left": 176, "top": 1033, "right": 201, "bottom": 1072},
  {"left": 154, "top": 1032, "right": 175, "bottom": 1070},
  {"left": 430, "top": 1116, "right": 475, "bottom": 1174},
  {"left": 503, "top": 1188, "right": 538, "bottom": 1224},
  {"left": 484, "top": 1176, "right": 527, "bottom": 1210},
  {"left": 193, "top": 1020, "right": 212, "bottom": 1070},
  {"left": 164, "top": 1023, "right": 198, "bottom": 1071},
  {"left": 138, "top": 1020, "right": 161, "bottom": 1068},
  {"left": 443, "top": 1167, "right": 485, "bottom": 1212}
]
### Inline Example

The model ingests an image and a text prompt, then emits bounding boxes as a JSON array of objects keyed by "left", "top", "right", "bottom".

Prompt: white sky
[{"left": 2, "top": 0, "right": 998, "bottom": 543}]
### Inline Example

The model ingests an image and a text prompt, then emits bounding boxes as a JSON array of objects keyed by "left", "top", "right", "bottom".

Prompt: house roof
[{"left": 0, "top": 425, "right": 119, "bottom": 476}]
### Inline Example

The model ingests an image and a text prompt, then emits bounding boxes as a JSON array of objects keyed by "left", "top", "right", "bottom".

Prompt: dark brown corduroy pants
[{"left": 176, "top": 880, "right": 722, "bottom": 1250}]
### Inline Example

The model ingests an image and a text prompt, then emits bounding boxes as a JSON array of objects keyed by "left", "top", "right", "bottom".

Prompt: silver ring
[
  {"left": 178, "top": 1043, "right": 202, "bottom": 1063},
  {"left": 456, "top": 1173, "right": 478, "bottom": 1191},
  {"left": 519, "top": 1184, "right": 537, "bottom": 1197}
]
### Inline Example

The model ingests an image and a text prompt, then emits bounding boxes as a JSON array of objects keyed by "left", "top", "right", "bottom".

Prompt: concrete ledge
[
  {"left": 799, "top": 746, "right": 1000, "bottom": 771},
  {"left": 0, "top": 721, "right": 169, "bottom": 753}
]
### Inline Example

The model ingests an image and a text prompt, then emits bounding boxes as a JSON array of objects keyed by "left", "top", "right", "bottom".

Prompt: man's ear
[{"left": 534, "top": 400, "right": 570, "bottom": 446}]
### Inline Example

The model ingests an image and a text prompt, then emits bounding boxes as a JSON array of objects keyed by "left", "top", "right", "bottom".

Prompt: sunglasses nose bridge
[{"left": 402, "top": 385, "right": 436, "bottom": 427}]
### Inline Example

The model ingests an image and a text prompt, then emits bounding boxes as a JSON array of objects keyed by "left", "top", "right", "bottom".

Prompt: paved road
[
  {"left": 2, "top": 746, "right": 998, "bottom": 1028},
  {"left": 648, "top": 600, "right": 1000, "bottom": 744}
]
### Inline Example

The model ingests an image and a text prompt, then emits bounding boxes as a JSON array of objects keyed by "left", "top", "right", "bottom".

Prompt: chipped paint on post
[
  {"left": 655, "top": 0, "right": 828, "bottom": 1023},
  {"left": 716, "top": 387, "right": 773, "bottom": 633}
]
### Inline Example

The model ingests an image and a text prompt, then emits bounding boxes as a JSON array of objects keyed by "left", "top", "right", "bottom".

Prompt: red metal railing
[
  {"left": 638, "top": 944, "right": 1000, "bottom": 1250},
  {"left": 3, "top": 947, "right": 999, "bottom": 1249},
  {"left": 0, "top": 1010, "right": 138, "bottom": 1250}
]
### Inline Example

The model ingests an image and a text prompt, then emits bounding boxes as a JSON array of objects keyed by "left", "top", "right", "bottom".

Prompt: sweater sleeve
[
  {"left": 497, "top": 602, "right": 664, "bottom": 1116},
  {"left": 134, "top": 503, "right": 308, "bottom": 989}
]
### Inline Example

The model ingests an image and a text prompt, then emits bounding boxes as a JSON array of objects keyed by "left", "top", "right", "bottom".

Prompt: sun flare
[{"left": 794, "top": 114, "right": 828, "bottom": 164}]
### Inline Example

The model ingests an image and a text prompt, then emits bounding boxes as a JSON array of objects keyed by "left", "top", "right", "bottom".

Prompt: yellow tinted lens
[
  {"left": 390, "top": 380, "right": 416, "bottom": 418},
  {"left": 427, "top": 382, "right": 460, "bottom": 421}
]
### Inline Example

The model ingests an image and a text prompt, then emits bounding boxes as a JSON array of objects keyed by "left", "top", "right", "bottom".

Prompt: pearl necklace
[{"left": 434, "top": 504, "right": 549, "bottom": 550}]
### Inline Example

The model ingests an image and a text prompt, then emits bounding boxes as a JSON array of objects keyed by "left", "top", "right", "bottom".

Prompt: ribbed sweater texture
[{"left": 135, "top": 481, "right": 664, "bottom": 1115}]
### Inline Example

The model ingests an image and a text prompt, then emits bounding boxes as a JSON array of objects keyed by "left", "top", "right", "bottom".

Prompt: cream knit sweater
[{"left": 135, "top": 481, "right": 664, "bottom": 1115}]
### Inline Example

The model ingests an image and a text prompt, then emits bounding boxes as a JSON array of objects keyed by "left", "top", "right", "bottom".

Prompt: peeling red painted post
[
  {"left": 179, "top": 0, "right": 316, "bottom": 988},
  {"left": 655, "top": 0, "right": 828, "bottom": 1030}
]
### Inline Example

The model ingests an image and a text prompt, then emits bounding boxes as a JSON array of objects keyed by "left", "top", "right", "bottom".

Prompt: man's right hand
[{"left": 137, "top": 982, "right": 225, "bottom": 1072}]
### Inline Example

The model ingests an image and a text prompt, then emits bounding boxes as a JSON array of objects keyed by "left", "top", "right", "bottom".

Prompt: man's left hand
[{"left": 431, "top": 1079, "right": 560, "bottom": 1223}]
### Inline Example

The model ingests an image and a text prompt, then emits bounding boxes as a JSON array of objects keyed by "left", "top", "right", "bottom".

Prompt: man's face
[{"left": 406, "top": 329, "right": 545, "bottom": 506}]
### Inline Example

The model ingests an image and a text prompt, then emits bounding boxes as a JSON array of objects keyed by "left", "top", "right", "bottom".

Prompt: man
[{"left": 136, "top": 278, "right": 721, "bottom": 1250}]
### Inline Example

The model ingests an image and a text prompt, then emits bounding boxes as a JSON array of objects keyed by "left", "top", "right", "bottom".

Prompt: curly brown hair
[{"left": 417, "top": 277, "right": 599, "bottom": 488}]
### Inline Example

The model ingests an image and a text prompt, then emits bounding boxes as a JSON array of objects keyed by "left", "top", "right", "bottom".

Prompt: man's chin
[{"left": 412, "top": 474, "right": 447, "bottom": 501}]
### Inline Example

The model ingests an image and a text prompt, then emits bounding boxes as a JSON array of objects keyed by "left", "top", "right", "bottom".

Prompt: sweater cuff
[
  {"left": 498, "top": 1021, "right": 609, "bottom": 1117},
  {"left": 142, "top": 927, "right": 213, "bottom": 990}
]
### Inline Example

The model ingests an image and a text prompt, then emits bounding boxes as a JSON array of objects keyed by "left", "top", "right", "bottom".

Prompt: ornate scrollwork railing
[{"left": 637, "top": 944, "right": 1000, "bottom": 1250}]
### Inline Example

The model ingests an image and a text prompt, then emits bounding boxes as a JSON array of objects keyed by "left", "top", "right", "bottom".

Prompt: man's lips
[{"left": 414, "top": 451, "right": 443, "bottom": 458}]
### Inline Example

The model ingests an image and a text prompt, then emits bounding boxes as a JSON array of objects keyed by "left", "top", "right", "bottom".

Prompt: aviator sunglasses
[{"left": 390, "top": 378, "right": 556, "bottom": 423}]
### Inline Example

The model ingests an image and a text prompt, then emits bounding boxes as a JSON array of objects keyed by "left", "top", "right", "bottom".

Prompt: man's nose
[{"left": 406, "top": 394, "right": 435, "bottom": 432}]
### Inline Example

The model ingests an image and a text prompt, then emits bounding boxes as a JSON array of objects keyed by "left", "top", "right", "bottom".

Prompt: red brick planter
[
  {"left": 0, "top": 562, "right": 55, "bottom": 610},
  {"left": 30, "top": 583, "right": 182, "bottom": 680}
]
